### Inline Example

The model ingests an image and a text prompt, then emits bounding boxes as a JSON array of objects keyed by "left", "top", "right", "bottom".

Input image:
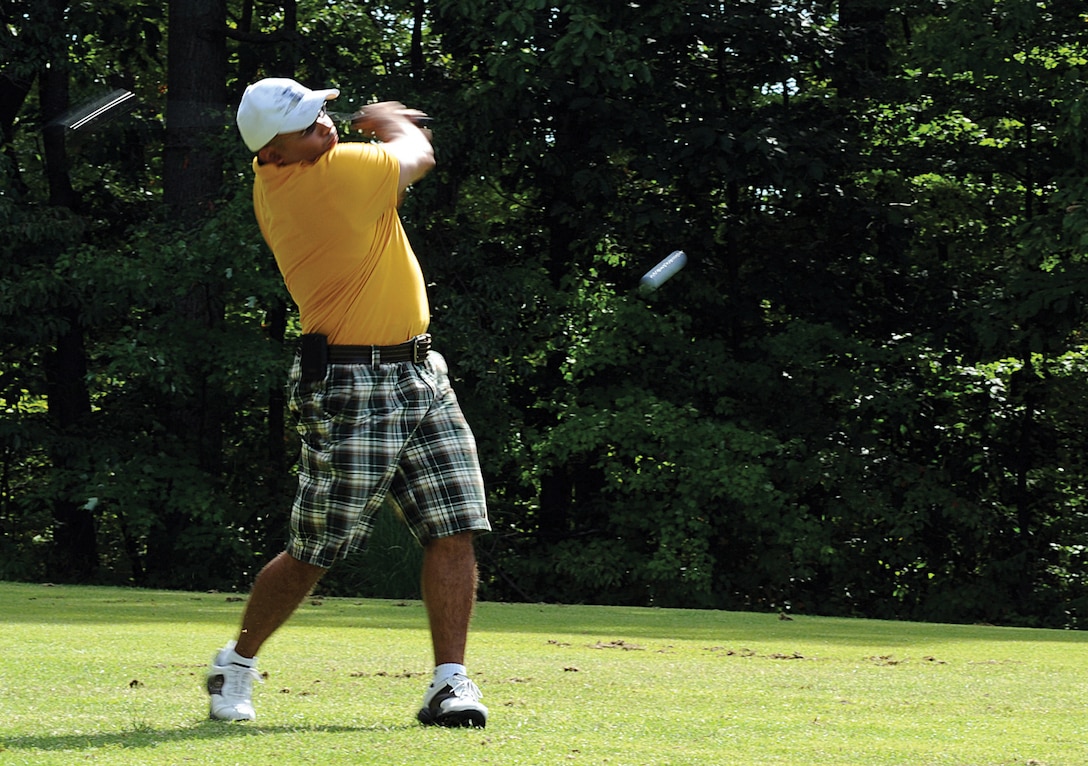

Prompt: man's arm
[{"left": 351, "top": 101, "right": 435, "bottom": 195}]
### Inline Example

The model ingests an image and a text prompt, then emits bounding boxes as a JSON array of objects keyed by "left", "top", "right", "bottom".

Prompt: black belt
[{"left": 327, "top": 333, "right": 432, "bottom": 365}]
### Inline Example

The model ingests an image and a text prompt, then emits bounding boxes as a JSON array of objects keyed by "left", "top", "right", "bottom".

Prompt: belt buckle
[{"left": 411, "top": 334, "right": 431, "bottom": 363}]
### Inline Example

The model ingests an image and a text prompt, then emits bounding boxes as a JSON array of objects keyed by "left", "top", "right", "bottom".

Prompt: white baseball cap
[{"left": 236, "top": 78, "right": 340, "bottom": 152}]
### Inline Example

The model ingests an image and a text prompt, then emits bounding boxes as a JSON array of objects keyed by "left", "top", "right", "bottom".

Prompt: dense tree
[{"left": 1, "top": 0, "right": 1088, "bottom": 626}]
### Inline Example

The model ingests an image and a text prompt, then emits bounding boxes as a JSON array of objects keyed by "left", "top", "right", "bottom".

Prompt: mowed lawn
[{"left": 0, "top": 581, "right": 1084, "bottom": 765}]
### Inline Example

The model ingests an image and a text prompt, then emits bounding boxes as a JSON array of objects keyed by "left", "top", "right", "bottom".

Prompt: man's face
[{"left": 261, "top": 106, "right": 338, "bottom": 165}]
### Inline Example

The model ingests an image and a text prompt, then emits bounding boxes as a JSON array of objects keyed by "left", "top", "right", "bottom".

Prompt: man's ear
[{"left": 257, "top": 144, "right": 283, "bottom": 166}]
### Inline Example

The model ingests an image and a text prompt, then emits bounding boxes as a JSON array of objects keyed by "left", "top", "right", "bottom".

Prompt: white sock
[
  {"left": 223, "top": 640, "right": 255, "bottom": 666},
  {"left": 433, "top": 663, "right": 466, "bottom": 686}
]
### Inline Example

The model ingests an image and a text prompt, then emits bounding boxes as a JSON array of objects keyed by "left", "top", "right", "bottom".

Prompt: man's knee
[
  {"left": 425, "top": 532, "right": 476, "bottom": 554},
  {"left": 276, "top": 551, "right": 328, "bottom": 587}
]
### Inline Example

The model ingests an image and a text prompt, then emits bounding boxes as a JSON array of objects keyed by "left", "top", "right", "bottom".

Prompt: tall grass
[{"left": 0, "top": 581, "right": 1085, "bottom": 765}]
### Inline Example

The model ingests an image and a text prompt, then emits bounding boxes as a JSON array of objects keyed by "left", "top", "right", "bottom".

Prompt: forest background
[{"left": 3, "top": 0, "right": 1088, "bottom": 629}]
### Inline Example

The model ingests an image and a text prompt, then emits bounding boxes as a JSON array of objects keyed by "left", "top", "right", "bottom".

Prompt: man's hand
[
  {"left": 350, "top": 101, "right": 435, "bottom": 193},
  {"left": 350, "top": 101, "right": 428, "bottom": 140}
]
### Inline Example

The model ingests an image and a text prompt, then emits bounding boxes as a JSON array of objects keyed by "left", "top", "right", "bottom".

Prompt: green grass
[{"left": 0, "top": 582, "right": 1084, "bottom": 765}]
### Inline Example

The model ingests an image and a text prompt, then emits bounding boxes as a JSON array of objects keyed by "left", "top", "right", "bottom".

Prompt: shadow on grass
[{"left": 0, "top": 719, "right": 418, "bottom": 752}]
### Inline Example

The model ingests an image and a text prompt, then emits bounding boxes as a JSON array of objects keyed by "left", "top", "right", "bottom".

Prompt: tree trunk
[
  {"left": 44, "top": 319, "right": 97, "bottom": 581},
  {"left": 834, "top": 0, "right": 892, "bottom": 97},
  {"left": 411, "top": 0, "right": 425, "bottom": 78},
  {"left": 162, "top": 0, "right": 228, "bottom": 473},
  {"left": 164, "top": 0, "right": 227, "bottom": 216},
  {"left": 0, "top": 75, "right": 33, "bottom": 197},
  {"left": 38, "top": 0, "right": 97, "bottom": 581},
  {"left": 146, "top": 0, "right": 229, "bottom": 581}
]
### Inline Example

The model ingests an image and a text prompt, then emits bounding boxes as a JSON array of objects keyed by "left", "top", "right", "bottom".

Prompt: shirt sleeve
[{"left": 323, "top": 143, "right": 400, "bottom": 224}]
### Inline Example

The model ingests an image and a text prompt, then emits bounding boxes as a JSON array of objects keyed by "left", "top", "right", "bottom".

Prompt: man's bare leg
[
  {"left": 417, "top": 532, "right": 487, "bottom": 727},
  {"left": 208, "top": 551, "right": 326, "bottom": 721},
  {"left": 420, "top": 533, "right": 478, "bottom": 665},
  {"left": 235, "top": 551, "right": 327, "bottom": 658}
]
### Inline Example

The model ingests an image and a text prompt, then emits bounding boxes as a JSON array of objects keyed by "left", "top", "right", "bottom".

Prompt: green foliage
[
  {"left": 316, "top": 505, "right": 425, "bottom": 600},
  {"left": 3, "top": 0, "right": 1088, "bottom": 627}
]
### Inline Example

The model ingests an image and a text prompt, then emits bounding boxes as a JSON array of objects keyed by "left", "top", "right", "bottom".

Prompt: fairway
[{"left": 0, "top": 581, "right": 1084, "bottom": 765}]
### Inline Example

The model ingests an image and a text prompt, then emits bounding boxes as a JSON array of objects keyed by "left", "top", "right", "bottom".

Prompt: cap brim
[{"left": 278, "top": 88, "right": 340, "bottom": 133}]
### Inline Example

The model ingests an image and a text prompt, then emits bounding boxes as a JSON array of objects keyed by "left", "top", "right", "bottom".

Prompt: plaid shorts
[{"left": 286, "top": 350, "right": 491, "bottom": 568}]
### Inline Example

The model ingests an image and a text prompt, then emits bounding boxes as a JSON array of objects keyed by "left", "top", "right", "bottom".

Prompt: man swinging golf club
[{"left": 205, "top": 77, "right": 491, "bottom": 728}]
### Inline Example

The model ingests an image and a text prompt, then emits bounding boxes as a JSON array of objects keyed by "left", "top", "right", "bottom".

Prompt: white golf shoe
[
  {"left": 206, "top": 641, "right": 262, "bottom": 721},
  {"left": 417, "top": 673, "right": 488, "bottom": 728}
]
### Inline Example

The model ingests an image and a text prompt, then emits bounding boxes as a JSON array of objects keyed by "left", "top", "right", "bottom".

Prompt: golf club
[{"left": 47, "top": 89, "right": 137, "bottom": 131}]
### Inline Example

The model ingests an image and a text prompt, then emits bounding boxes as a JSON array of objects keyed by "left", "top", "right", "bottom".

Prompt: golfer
[{"left": 205, "top": 77, "right": 491, "bottom": 728}]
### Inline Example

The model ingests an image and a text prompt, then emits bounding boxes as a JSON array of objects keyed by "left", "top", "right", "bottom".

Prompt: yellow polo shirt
[{"left": 252, "top": 142, "right": 429, "bottom": 346}]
